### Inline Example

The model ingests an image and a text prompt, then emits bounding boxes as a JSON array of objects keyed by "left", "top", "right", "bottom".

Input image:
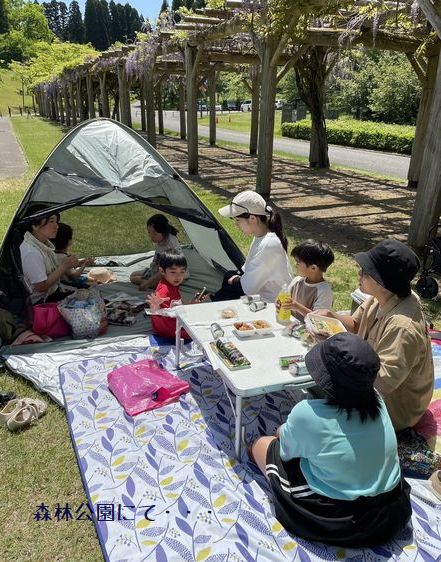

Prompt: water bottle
[{"left": 276, "top": 283, "right": 291, "bottom": 325}]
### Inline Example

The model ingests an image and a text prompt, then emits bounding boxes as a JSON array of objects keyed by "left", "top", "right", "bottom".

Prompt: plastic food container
[
  {"left": 232, "top": 321, "right": 256, "bottom": 338},
  {"left": 232, "top": 320, "right": 273, "bottom": 338},
  {"left": 306, "top": 314, "right": 346, "bottom": 336}
]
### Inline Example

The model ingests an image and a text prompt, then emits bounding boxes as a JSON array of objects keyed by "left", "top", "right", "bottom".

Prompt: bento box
[{"left": 232, "top": 320, "right": 273, "bottom": 338}]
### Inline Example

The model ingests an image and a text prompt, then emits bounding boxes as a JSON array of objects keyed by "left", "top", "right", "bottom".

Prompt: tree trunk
[
  {"left": 408, "top": 54, "right": 441, "bottom": 250},
  {"left": 407, "top": 51, "right": 439, "bottom": 188},
  {"left": 295, "top": 46, "right": 330, "bottom": 169},
  {"left": 117, "top": 63, "right": 131, "bottom": 127}
]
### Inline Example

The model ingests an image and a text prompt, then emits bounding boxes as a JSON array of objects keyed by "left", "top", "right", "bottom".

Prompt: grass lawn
[
  {"left": 0, "top": 69, "right": 34, "bottom": 115},
  {"left": 0, "top": 116, "right": 438, "bottom": 561},
  {"left": 198, "top": 110, "right": 283, "bottom": 137}
]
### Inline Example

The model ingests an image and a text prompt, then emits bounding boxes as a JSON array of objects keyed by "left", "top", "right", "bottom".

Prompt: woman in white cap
[
  {"left": 250, "top": 332, "right": 411, "bottom": 547},
  {"left": 214, "top": 190, "right": 292, "bottom": 302}
]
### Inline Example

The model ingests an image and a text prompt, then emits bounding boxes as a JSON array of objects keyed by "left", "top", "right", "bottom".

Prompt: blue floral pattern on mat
[{"left": 60, "top": 341, "right": 441, "bottom": 562}]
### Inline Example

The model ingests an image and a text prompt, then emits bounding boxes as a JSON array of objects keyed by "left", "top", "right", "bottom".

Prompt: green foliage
[
  {"left": 0, "top": 0, "right": 9, "bottom": 34},
  {"left": 330, "top": 51, "right": 421, "bottom": 125},
  {"left": 9, "top": 2, "right": 53, "bottom": 42},
  {"left": 217, "top": 72, "right": 249, "bottom": 103},
  {"left": 282, "top": 118, "right": 415, "bottom": 154},
  {"left": 84, "top": 0, "right": 110, "bottom": 50},
  {"left": 9, "top": 40, "right": 97, "bottom": 88},
  {"left": 66, "top": 0, "right": 84, "bottom": 43},
  {"left": 0, "top": 28, "right": 32, "bottom": 63}
]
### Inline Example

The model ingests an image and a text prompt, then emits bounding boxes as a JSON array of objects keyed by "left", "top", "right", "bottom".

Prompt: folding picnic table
[{"left": 174, "top": 299, "right": 315, "bottom": 457}]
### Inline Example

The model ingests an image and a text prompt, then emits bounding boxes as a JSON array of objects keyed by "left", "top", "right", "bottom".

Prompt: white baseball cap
[{"left": 218, "top": 190, "right": 272, "bottom": 218}]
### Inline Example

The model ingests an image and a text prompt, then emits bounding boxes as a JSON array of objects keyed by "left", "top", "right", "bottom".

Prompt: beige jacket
[{"left": 353, "top": 293, "right": 434, "bottom": 430}]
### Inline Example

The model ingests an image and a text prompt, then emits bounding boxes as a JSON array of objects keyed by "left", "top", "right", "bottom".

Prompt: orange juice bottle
[{"left": 276, "top": 283, "right": 291, "bottom": 324}]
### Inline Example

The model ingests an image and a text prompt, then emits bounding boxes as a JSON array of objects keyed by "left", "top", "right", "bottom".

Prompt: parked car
[
  {"left": 275, "top": 99, "right": 284, "bottom": 109},
  {"left": 240, "top": 100, "right": 252, "bottom": 112},
  {"left": 227, "top": 100, "right": 239, "bottom": 111},
  {"left": 215, "top": 103, "right": 222, "bottom": 111}
]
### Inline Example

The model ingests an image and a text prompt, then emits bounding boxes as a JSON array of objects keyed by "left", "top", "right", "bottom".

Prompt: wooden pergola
[{"left": 34, "top": 0, "right": 441, "bottom": 251}]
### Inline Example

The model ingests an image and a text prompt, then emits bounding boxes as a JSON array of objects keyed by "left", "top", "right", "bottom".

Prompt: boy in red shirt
[{"left": 147, "top": 250, "right": 201, "bottom": 340}]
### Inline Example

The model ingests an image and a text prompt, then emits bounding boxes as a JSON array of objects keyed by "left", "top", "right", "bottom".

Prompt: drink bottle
[{"left": 276, "top": 283, "right": 291, "bottom": 324}]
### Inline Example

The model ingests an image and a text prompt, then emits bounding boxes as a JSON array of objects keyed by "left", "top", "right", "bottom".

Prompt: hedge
[{"left": 281, "top": 118, "right": 415, "bottom": 154}]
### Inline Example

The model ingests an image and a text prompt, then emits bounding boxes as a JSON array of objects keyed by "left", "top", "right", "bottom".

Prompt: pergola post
[
  {"left": 407, "top": 52, "right": 439, "bottom": 188},
  {"left": 208, "top": 68, "right": 217, "bottom": 146},
  {"left": 86, "top": 73, "right": 95, "bottom": 119},
  {"left": 52, "top": 93, "right": 59, "bottom": 121},
  {"left": 185, "top": 44, "right": 201, "bottom": 175},
  {"left": 156, "top": 79, "right": 164, "bottom": 135},
  {"left": 140, "top": 79, "right": 146, "bottom": 131},
  {"left": 63, "top": 84, "right": 71, "bottom": 126},
  {"left": 408, "top": 53, "right": 441, "bottom": 249},
  {"left": 179, "top": 78, "right": 186, "bottom": 140},
  {"left": 117, "top": 62, "right": 132, "bottom": 127},
  {"left": 69, "top": 81, "right": 77, "bottom": 126},
  {"left": 250, "top": 68, "right": 260, "bottom": 155},
  {"left": 58, "top": 89, "right": 65, "bottom": 123},
  {"left": 76, "top": 77, "right": 84, "bottom": 121},
  {"left": 256, "top": 39, "right": 278, "bottom": 196},
  {"left": 99, "top": 71, "right": 110, "bottom": 117},
  {"left": 144, "top": 71, "right": 156, "bottom": 147}
]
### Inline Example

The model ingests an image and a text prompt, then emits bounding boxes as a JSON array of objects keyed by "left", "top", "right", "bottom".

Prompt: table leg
[
  {"left": 175, "top": 316, "right": 181, "bottom": 369},
  {"left": 234, "top": 394, "right": 243, "bottom": 458}
]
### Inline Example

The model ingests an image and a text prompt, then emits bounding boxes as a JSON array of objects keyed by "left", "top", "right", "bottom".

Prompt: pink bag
[
  {"left": 32, "top": 302, "right": 71, "bottom": 338},
  {"left": 107, "top": 359, "right": 190, "bottom": 416}
]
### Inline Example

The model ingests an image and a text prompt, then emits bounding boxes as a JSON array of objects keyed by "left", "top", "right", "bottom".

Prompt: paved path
[
  {"left": 0, "top": 117, "right": 27, "bottom": 179},
  {"left": 131, "top": 107, "right": 410, "bottom": 181}
]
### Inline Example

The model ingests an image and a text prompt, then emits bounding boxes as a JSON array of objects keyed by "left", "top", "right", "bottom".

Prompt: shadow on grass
[{"left": 152, "top": 134, "right": 414, "bottom": 255}]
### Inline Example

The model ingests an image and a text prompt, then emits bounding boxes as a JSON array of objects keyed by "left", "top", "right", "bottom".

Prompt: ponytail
[
  {"left": 266, "top": 208, "right": 288, "bottom": 252},
  {"left": 147, "top": 214, "right": 178, "bottom": 237}
]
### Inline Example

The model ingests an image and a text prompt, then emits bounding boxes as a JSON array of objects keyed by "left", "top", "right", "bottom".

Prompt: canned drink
[
  {"left": 249, "top": 300, "right": 267, "bottom": 312},
  {"left": 210, "top": 322, "right": 224, "bottom": 339},
  {"left": 288, "top": 361, "right": 309, "bottom": 376},
  {"left": 240, "top": 294, "right": 261, "bottom": 304}
]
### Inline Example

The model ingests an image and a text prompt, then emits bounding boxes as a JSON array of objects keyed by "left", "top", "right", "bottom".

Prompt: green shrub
[{"left": 281, "top": 118, "right": 415, "bottom": 154}]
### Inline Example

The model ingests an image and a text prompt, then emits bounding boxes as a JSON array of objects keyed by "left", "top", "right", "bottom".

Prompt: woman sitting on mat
[
  {"left": 130, "top": 214, "right": 182, "bottom": 291},
  {"left": 250, "top": 332, "right": 411, "bottom": 547},
  {"left": 212, "top": 190, "right": 292, "bottom": 302},
  {"left": 20, "top": 206, "right": 79, "bottom": 304}
]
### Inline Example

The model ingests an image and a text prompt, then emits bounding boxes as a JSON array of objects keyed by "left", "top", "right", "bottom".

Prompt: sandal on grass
[
  {"left": 0, "top": 397, "right": 47, "bottom": 431},
  {"left": 0, "top": 399, "right": 26, "bottom": 427},
  {"left": 7, "top": 403, "right": 40, "bottom": 431}
]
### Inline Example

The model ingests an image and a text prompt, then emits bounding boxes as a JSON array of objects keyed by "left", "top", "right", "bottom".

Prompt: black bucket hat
[
  {"left": 354, "top": 239, "right": 420, "bottom": 298},
  {"left": 305, "top": 333, "right": 380, "bottom": 407}
]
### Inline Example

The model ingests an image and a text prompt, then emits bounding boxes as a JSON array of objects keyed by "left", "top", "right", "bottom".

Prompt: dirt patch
[{"left": 155, "top": 135, "right": 414, "bottom": 255}]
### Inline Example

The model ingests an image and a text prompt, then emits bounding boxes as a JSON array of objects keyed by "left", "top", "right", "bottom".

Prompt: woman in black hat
[
  {"left": 250, "top": 332, "right": 411, "bottom": 547},
  {"left": 315, "top": 238, "right": 433, "bottom": 433}
]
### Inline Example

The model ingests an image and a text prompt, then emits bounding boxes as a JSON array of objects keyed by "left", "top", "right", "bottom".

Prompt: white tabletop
[{"left": 175, "top": 299, "right": 313, "bottom": 397}]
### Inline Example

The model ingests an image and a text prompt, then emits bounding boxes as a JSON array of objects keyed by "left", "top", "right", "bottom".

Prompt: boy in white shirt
[{"left": 286, "top": 239, "right": 334, "bottom": 321}]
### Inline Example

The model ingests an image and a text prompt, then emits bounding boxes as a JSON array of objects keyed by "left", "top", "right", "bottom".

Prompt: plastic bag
[
  {"left": 107, "top": 359, "right": 190, "bottom": 416},
  {"left": 59, "top": 287, "right": 107, "bottom": 339}
]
